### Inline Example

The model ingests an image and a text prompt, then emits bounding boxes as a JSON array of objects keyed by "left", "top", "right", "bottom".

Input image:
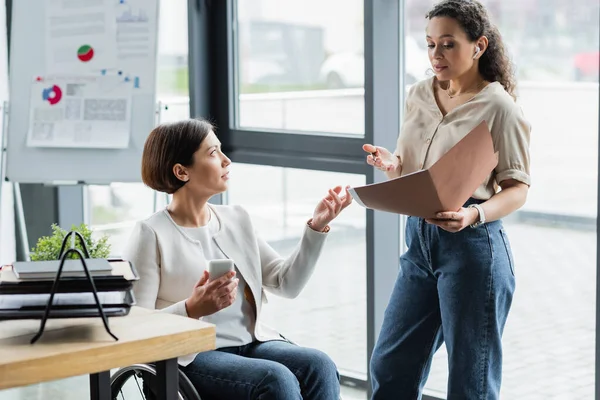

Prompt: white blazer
[{"left": 123, "top": 204, "right": 328, "bottom": 364}]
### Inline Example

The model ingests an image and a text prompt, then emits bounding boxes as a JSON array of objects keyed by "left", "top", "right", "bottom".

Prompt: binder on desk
[
  {"left": 0, "top": 231, "right": 139, "bottom": 343},
  {"left": 0, "top": 260, "right": 139, "bottom": 294},
  {"left": 12, "top": 258, "right": 113, "bottom": 280},
  {"left": 0, "top": 290, "right": 135, "bottom": 320}
]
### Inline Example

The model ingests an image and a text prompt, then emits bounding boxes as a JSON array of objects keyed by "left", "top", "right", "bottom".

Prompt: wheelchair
[
  {"left": 111, "top": 362, "right": 345, "bottom": 400},
  {"left": 111, "top": 356, "right": 344, "bottom": 400},
  {"left": 110, "top": 363, "right": 202, "bottom": 400}
]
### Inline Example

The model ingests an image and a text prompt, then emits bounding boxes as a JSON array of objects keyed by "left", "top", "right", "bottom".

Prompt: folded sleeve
[{"left": 493, "top": 105, "right": 532, "bottom": 186}]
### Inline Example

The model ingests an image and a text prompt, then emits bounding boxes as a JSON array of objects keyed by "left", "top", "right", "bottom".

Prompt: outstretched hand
[
  {"left": 363, "top": 144, "right": 401, "bottom": 172},
  {"left": 310, "top": 186, "right": 353, "bottom": 232}
]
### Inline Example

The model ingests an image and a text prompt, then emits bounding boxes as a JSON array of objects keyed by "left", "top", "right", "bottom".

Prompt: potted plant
[{"left": 30, "top": 223, "right": 111, "bottom": 261}]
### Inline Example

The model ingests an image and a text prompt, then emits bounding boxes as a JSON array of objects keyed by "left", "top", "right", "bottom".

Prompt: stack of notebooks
[{"left": 0, "top": 258, "right": 139, "bottom": 320}]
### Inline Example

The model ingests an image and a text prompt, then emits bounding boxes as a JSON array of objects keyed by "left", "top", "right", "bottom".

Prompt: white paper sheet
[
  {"left": 26, "top": 75, "right": 133, "bottom": 149},
  {"left": 45, "top": 0, "right": 118, "bottom": 73},
  {"left": 103, "top": 0, "right": 159, "bottom": 95}
]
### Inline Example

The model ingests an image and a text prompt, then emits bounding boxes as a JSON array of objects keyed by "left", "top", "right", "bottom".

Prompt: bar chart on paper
[
  {"left": 114, "top": 0, "right": 159, "bottom": 94},
  {"left": 117, "top": 0, "right": 150, "bottom": 23}
]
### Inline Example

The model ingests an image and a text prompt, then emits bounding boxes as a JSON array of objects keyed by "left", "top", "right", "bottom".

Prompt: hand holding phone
[
  {"left": 208, "top": 259, "right": 235, "bottom": 281},
  {"left": 185, "top": 265, "right": 238, "bottom": 319}
]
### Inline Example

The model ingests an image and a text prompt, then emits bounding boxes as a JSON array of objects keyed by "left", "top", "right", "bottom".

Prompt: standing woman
[{"left": 364, "top": 1, "right": 531, "bottom": 399}]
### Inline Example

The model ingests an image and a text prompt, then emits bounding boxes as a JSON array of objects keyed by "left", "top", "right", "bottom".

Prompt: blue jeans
[
  {"left": 370, "top": 200, "right": 516, "bottom": 400},
  {"left": 180, "top": 339, "right": 340, "bottom": 400}
]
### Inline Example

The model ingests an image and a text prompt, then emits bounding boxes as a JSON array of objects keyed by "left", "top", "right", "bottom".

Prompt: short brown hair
[{"left": 141, "top": 119, "right": 214, "bottom": 194}]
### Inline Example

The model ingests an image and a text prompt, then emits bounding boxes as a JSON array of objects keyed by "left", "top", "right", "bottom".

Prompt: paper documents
[
  {"left": 349, "top": 121, "right": 498, "bottom": 218},
  {"left": 45, "top": 0, "right": 118, "bottom": 73},
  {"left": 27, "top": 75, "right": 133, "bottom": 149},
  {"left": 44, "top": 0, "right": 159, "bottom": 94},
  {"left": 112, "top": 0, "right": 160, "bottom": 94}
]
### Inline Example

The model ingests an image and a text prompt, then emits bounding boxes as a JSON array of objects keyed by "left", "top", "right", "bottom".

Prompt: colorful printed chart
[
  {"left": 27, "top": 75, "right": 133, "bottom": 149},
  {"left": 77, "top": 45, "right": 94, "bottom": 62},
  {"left": 41, "top": 85, "right": 62, "bottom": 105}
]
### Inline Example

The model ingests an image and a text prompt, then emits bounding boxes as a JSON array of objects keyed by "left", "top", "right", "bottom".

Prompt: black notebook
[{"left": 12, "top": 259, "right": 113, "bottom": 280}]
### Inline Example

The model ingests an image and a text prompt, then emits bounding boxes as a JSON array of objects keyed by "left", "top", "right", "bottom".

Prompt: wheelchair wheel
[{"left": 110, "top": 363, "right": 201, "bottom": 400}]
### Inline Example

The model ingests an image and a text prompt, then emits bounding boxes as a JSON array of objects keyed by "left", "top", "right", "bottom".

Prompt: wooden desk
[{"left": 0, "top": 306, "right": 215, "bottom": 399}]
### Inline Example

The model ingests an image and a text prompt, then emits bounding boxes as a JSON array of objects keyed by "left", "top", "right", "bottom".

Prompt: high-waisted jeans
[{"left": 370, "top": 199, "right": 516, "bottom": 400}]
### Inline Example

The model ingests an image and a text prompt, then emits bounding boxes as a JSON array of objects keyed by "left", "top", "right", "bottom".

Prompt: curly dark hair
[{"left": 426, "top": 0, "right": 516, "bottom": 100}]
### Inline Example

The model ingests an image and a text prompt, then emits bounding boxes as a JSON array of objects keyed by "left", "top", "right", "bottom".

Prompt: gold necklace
[{"left": 445, "top": 80, "right": 486, "bottom": 99}]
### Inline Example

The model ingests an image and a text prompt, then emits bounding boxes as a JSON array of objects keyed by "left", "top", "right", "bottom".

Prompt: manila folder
[{"left": 349, "top": 121, "right": 498, "bottom": 218}]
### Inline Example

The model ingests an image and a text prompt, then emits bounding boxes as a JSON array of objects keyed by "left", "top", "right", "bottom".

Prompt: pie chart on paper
[
  {"left": 77, "top": 45, "right": 94, "bottom": 62},
  {"left": 42, "top": 85, "right": 62, "bottom": 105}
]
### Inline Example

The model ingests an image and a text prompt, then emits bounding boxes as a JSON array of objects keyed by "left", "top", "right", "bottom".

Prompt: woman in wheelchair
[{"left": 123, "top": 118, "right": 352, "bottom": 400}]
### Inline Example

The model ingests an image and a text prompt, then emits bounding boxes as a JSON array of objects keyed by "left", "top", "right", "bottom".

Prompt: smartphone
[{"left": 207, "top": 259, "right": 234, "bottom": 281}]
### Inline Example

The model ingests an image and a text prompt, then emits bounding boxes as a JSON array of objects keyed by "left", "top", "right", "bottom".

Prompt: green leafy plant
[{"left": 30, "top": 223, "right": 111, "bottom": 261}]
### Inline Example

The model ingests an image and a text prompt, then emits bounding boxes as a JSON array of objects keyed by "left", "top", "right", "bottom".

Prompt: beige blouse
[{"left": 394, "top": 77, "right": 531, "bottom": 200}]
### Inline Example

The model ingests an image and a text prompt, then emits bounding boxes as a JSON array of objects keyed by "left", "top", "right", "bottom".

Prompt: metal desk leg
[
  {"left": 90, "top": 371, "right": 111, "bottom": 400},
  {"left": 156, "top": 358, "right": 179, "bottom": 400}
]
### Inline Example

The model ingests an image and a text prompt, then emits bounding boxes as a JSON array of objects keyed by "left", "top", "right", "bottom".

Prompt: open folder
[{"left": 349, "top": 121, "right": 498, "bottom": 218}]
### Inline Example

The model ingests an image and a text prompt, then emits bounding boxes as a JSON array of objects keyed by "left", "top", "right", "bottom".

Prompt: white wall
[{"left": 0, "top": 0, "right": 15, "bottom": 264}]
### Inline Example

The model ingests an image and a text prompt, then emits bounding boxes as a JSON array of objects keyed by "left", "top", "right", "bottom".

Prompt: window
[
  {"left": 88, "top": 183, "right": 157, "bottom": 254},
  {"left": 228, "top": 0, "right": 375, "bottom": 389},
  {"left": 404, "top": 0, "right": 599, "bottom": 398},
  {"left": 226, "top": 164, "right": 368, "bottom": 377},
  {"left": 235, "top": 0, "right": 365, "bottom": 135},
  {"left": 156, "top": 0, "right": 189, "bottom": 97}
]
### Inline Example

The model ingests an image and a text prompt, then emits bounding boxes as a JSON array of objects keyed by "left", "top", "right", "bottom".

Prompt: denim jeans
[
  {"left": 370, "top": 200, "right": 516, "bottom": 400},
  {"left": 180, "top": 339, "right": 340, "bottom": 400}
]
